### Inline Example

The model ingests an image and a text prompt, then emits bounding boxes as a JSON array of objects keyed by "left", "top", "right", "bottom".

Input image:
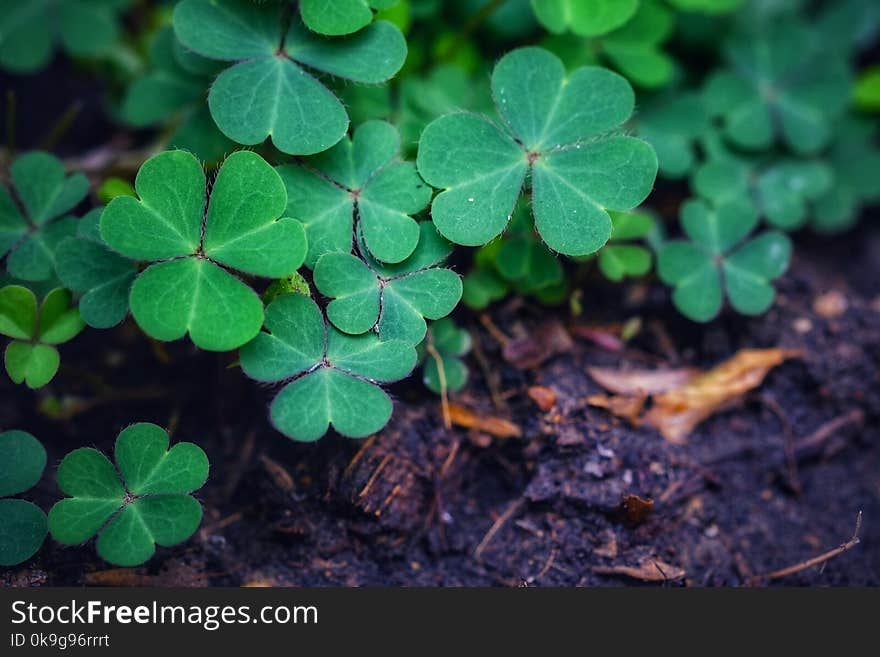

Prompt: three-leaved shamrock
[
  {"left": 312, "top": 222, "right": 462, "bottom": 346},
  {"left": 417, "top": 46, "right": 657, "bottom": 257},
  {"left": 173, "top": 0, "right": 407, "bottom": 155},
  {"left": 101, "top": 150, "right": 307, "bottom": 351},
  {"left": 240, "top": 293, "right": 417, "bottom": 442},
  {"left": 658, "top": 199, "right": 792, "bottom": 322},
  {"left": 1, "top": 286, "right": 84, "bottom": 388},
  {"left": 48, "top": 423, "right": 209, "bottom": 567},
  {"left": 1, "top": 151, "right": 88, "bottom": 282},
  {"left": 277, "top": 120, "right": 431, "bottom": 266},
  {"left": 0, "top": 430, "right": 47, "bottom": 566}
]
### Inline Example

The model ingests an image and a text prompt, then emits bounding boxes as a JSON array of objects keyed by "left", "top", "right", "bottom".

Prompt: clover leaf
[
  {"left": 173, "top": 0, "right": 407, "bottom": 155},
  {"left": 48, "top": 423, "right": 209, "bottom": 567},
  {"left": 637, "top": 92, "right": 711, "bottom": 179},
  {"left": 1, "top": 151, "right": 88, "bottom": 282},
  {"left": 598, "top": 210, "right": 655, "bottom": 282},
  {"left": 300, "top": 0, "right": 399, "bottom": 36},
  {"left": 418, "top": 318, "right": 471, "bottom": 395},
  {"left": 0, "top": 430, "right": 47, "bottom": 566},
  {"left": 240, "top": 293, "right": 417, "bottom": 442},
  {"left": 120, "top": 27, "right": 231, "bottom": 163},
  {"left": 313, "top": 222, "right": 462, "bottom": 345},
  {"left": 0, "top": 0, "right": 131, "bottom": 73},
  {"left": 704, "top": 23, "right": 851, "bottom": 154},
  {"left": 658, "top": 199, "right": 792, "bottom": 322},
  {"left": 417, "top": 46, "right": 656, "bottom": 258},
  {"left": 667, "top": 0, "right": 743, "bottom": 12},
  {"left": 55, "top": 208, "right": 137, "bottom": 329},
  {"left": 491, "top": 202, "right": 565, "bottom": 297},
  {"left": 811, "top": 118, "right": 880, "bottom": 233},
  {"left": 462, "top": 268, "right": 508, "bottom": 310},
  {"left": 530, "top": 0, "right": 639, "bottom": 38},
  {"left": 692, "top": 155, "right": 834, "bottom": 231},
  {"left": 1, "top": 286, "right": 84, "bottom": 388},
  {"left": 100, "top": 150, "right": 307, "bottom": 351},
  {"left": 277, "top": 121, "right": 431, "bottom": 265}
]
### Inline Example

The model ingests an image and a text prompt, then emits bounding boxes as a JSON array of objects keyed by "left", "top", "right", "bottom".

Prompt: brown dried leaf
[
  {"left": 619, "top": 494, "right": 654, "bottom": 525},
  {"left": 448, "top": 403, "right": 522, "bottom": 438},
  {"left": 645, "top": 349, "right": 801, "bottom": 443},
  {"left": 503, "top": 321, "right": 573, "bottom": 369},
  {"left": 587, "top": 366, "right": 698, "bottom": 395},
  {"left": 593, "top": 558, "right": 685, "bottom": 582},
  {"left": 586, "top": 393, "right": 646, "bottom": 425},
  {"left": 527, "top": 385, "right": 557, "bottom": 411}
]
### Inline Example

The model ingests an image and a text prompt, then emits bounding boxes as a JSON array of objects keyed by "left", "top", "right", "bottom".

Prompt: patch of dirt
[{"left": 3, "top": 220, "right": 879, "bottom": 588}]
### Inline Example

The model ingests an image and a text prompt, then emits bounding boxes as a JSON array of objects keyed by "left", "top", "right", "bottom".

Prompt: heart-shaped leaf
[
  {"left": 48, "top": 423, "right": 209, "bottom": 567},
  {"left": 419, "top": 318, "right": 471, "bottom": 394},
  {"left": 418, "top": 46, "right": 657, "bottom": 257},
  {"left": 0, "top": 430, "right": 47, "bottom": 498},
  {"left": 101, "top": 150, "right": 307, "bottom": 351},
  {"left": 0, "top": 429, "right": 48, "bottom": 566},
  {"left": 174, "top": 0, "right": 407, "bottom": 155},
  {"left": 278, "top": 121, "right": 431, "bottom": 266},
  {"left": 598, "top": 211, "right": 655, "bottom": 282},
  {"left": 240, "top": 293, "right": 417, "bottom": 441},
  {"left": 300, "top": 0, "right": 399, "bottom": 36},
  {"left": 531, "top": 0, "right": 639, "bottom": 37}
]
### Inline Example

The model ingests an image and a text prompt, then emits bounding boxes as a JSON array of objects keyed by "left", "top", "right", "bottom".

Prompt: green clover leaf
[
  {"left": 48, "top": 423, "right": 209, "bottom": 567},
  {"left": 55, "top": 208, "right": 138, "bottom": 329},
  {"left": 462, "top": 268, "right": 508, "bottom": 310},
  {"left": 240, "top": 293, "right": 417, "bottom": 442},
  {"left": 637, "top": 92, "right": 711, "bottom": 179},
  {"left": 1, "top": 151, "right": 88, "bottom": 282},
  {"left": 313, "top": 222, "right": 462, "bottom": 346},
  {"left": 278, "top": 121, "right": 431, "bottom": 266},
  {"left": 598, "top": 210, "right": 655, "bottom": 282},
  {"left": 0, "top": 0, "right": 131, "bottom": 73},
  {"left": 666, "top": 0, "right": 743, "bottom": 12},
  {"left": 300, "top": 0, "right": 399, "bottom": 36},
  {"left": 417, "top": 46, "right": 657, "bottom": 258},
  {"left": 0, "top": 430, "right": 48, "bottom": 566},
  {"left": 658, "top": 199, "right": 792, "bottom": 322},
  {"left": 1, "top": 286, "right": 84, "bottom": 388},
  {"left": 173, "top": 0, "right": 407, "bottom": 155},
  {"left": 704, "top": 23, "right": 851, "bottom": 154},
  {"left": 418, "top": 318, "right": 471, "bottom": 394},
  {"left": 693, "top": 155, "right": 834, "bottom": 231},
  {"left": 530, "top": 0, "right": 639, "bottom": 38},
  {"left": 100, "top": 150, "right": 307, "bottom": 351},
  {"left": 120, "top": 27, "right": 232, "bottom": 163}
]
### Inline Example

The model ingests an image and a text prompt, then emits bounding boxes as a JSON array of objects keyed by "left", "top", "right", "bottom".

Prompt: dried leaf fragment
[
  {"left": 593, "top": 558, "right": 685, "bottom": 582},
  {"left": 448, "top": 403, "right": 522, "bottom": 438},
  {"left": 503, "top": 321, "right": 573, "bottom": 369},
  {"left": 528, "top": 385, "right": 557, "bottom": 411},
  {"left": 586, "top": 393, "right": 646, "bottom": 425},
  {"left": 587, "top": 366, "right": 698, "bottom": 395}
]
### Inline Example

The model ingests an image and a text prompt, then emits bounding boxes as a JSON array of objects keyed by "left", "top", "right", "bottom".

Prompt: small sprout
[
  {"left": 173, "top": 0, "right": 407, "bottom": 155},
  {"left": 418, "top": 318, "right": 472, "bottom": 395},
  {"left": 277, "top": 121, "right": 431, "bottom": 266},
  {"left": 48, "top": 423, "right": 209, "bottom": 567},
  {"left": 598, "top": 210, "right": 655, "bottom": 282},
  {"left": 0, "top": 430, "right": 48, "bottom": 566},
  {"left": 658, "top": 199, "right": 792, "bottom": 322},
  {"left": 693, "top": 155, "right": 834, "bottom": 231},
  {"left": 0, "top": 0, "right": 130, "bottom": 73},
  {"left": 313, "top": 222, "right": 462, "bottom": 346},
  {"left": 530, "top": 0, "right": 639, "bottom": 38},
  {"left": 54, "top": 208, "right": 137, "bottom": 329},
  {"left": 0, "top": 151, "right": 88, "bottom": 282},
  {"left": 703, "top": 23, "right": 851, "bottom": 154},
  {"left": 300, "top": 0, "right": 400, "bottom": 36},
  {"left": 0, "top": 286, "right": 84, "bottom": 388},
  {"left": 240, "top": 294, "right": 417, "bottom": 442},
  {"left": 100, "top": 150, "right": 307, "bottom": 351},
  {"left": 417, "top": 46, "right": 657, "bottom": 257}
]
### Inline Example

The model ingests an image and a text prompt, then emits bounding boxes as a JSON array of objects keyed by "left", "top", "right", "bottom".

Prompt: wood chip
[{"left": 448, "top": 403, "right": 522, "bottom": 438}]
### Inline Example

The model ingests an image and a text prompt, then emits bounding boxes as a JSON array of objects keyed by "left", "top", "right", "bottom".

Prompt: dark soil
[{"left": 2, "top": 57, "right": 879, "bottom": 588}]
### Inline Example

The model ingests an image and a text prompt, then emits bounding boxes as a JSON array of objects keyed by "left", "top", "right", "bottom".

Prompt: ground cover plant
[{"left": 0, "top": 0, "right": 878, "bottom": 578}]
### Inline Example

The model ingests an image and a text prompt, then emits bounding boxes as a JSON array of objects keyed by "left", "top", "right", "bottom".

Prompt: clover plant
[
  {"left": 172, "top": 0, "right": 407, "bottom": 155},
  {"left": 418, "top": 318, "right": 472, "bottom": 395},
  {"left": 0, "top": 0, "right": 131, "bottom": 73},
  {"left": 418, "top": 46, "right": 657, "bottom": 257},
  {"left": 240, "top": 293, "right": 416, "bottom": 442},
  {"left": 1, "top": 286, "right": 84, "bottom": 388},
  {"left": 598, "top": 211, "right": 656, "bottom": 282},
  {"left": 101, "top": 150, "right": 306, "bottom": 351},
  {"left": 0, "top": 430, "right": 47, "bottom": 566},
  {"left": 530, "top": 0, "right": 640, "bottom": 38},
  {"left": 300, "top": 0, "right": 399, "bottom": 36},
  {"left": 48, "top": 423, "right": 209, "bottom": 567},
  {"left": 658, "top": 199, "right": 791, "bottom": 322},
  {"left": 1, "top": 151, "right": 88, "bottom": 282}
]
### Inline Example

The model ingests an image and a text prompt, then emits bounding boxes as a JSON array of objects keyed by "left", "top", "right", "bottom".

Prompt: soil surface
[{"left": 2, "top": 59, "right": 879, "bottom": 588}]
